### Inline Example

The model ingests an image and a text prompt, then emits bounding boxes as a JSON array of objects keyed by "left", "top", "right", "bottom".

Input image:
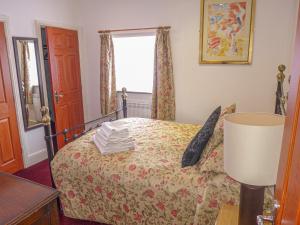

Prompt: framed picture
[{"left": 199, "top": 0, "right": 255, "bottom": 64}]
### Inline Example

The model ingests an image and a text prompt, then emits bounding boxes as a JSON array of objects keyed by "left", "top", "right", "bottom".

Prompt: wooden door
[
  {"left": 275, "top": 4, "right": 300, "bottom": 225},
  {"left": 0, "top": 22, "right": 23, "bottom": 173},
  {"left": 45, "top": 27, "right": 84, "bottom": 149}
]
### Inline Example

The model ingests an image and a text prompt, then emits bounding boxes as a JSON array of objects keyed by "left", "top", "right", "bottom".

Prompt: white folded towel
[
  {"left": 101, "top": 121, "right": 129, "bottom": 137},
  {"left": 100, "top": 128, "right": 129, "bottom": 139},
  {"left": 96, "top": 129, "right": 134, "bottom": 145},
  {"left": 93, "top": 135, "right": 135, "bottom": 155},
  {"left": 93, "top": 120, "right": 135, "bottom": 154}
]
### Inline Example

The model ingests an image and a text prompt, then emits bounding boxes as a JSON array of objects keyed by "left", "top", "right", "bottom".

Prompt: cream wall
[
  {"left": 74, "top": 0, "right": 299, "bottom": 124},
  {"left": 0, "top": 0, "right": 77, "bottom": 167}
]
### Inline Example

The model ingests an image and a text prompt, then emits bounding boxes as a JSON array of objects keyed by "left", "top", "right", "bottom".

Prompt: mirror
[{"left": 13, "top": 37, "right": 44, "bottom": 131}]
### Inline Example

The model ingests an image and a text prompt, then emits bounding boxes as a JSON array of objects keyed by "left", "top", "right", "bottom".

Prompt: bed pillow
[
  {"left": 198, "top": 103, "right": 236, "bottom": 167},
  {"left": 214, "top": 103, "right": 236, "bottom": 139},
  {"left": 181, "top": 106, "right": 221, "bottom": 168},
  {"left": 200, "top": 142, "right": 225, "bottom": 173}
]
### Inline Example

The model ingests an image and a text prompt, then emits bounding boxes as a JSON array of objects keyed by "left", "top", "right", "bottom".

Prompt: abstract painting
[{"left": 199, "top": 0, "right": 255, "bottom": 64}]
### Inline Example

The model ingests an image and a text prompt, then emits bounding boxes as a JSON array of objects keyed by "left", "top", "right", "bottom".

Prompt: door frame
[
  {"left": 275, "top": 3, "right": 300, "bottom": 223},
  {"left": 0, "top": 15, "right": 26, "bottom": 166},
  {"left": 34, "top": 20, "right": 88, "bottom": 123}
]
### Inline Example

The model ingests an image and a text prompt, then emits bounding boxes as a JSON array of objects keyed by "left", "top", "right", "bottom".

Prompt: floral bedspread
[{"left": 51, "top": 118, "right": 243, "bottom": 225}]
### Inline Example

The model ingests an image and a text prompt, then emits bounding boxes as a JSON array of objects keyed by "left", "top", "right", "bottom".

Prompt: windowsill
[{"left": 117, "top": 90, "right": 152, "bottom": 94}]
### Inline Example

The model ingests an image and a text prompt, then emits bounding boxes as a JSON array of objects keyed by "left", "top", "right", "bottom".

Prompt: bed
[
  {"left": 51, "top": 118, "right": 238, "bottom": 225},
  {"left": 42, "top": 88, "right": 274, "bottom": 225},
  {"left": 50, "top": 117, "right": 274, "bottom": 224}
]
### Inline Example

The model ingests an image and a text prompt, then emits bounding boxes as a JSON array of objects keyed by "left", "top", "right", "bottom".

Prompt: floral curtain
[
  {"left": 100, "top": 33, "right": 117, "bottom": 115},
  {"left": 20, "top": 41, "right": 32, "bottom": 104},
  {"left": 151, "top": 28, "right": 175, "bottom": 121}
]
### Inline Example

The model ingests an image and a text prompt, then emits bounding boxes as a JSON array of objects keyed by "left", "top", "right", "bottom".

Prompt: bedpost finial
[
  {"left": 277, "top": 64, "right": 286, "bottom": 82},
  {"left": 41, "top": 106, "right": 51, "bottom": 126},
  {"left": 278, "top": 64, "right": 286, "bottom": 72}
]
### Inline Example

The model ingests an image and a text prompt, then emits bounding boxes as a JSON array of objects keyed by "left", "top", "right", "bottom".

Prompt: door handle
[
  {"left": 257, "top": 200, "right": 280, "bottom": 225},
  {"left": 54, "top": 91, "right": 64, "bottom": 103}
]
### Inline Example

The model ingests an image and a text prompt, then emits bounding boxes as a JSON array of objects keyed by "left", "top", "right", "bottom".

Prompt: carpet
[{"left": 14, "top": 159, "right": 108, "bottom": 225}]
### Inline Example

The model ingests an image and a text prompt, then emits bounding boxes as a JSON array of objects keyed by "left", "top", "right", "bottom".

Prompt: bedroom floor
[{"left": 14, "top": 160, "right": 109, "bottom": 225}]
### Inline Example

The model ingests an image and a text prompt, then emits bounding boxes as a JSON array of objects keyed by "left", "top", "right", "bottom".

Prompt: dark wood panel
[
  {"left": 0, "top": 103, "right": 8, "bottom": 115},
  {"left": 55, "top": 104, "right": 70, "bottom": 148},
  {"left": 69, "top": 99, "right": 84, "bottom": 136},
  {"left": 0, "top": 118, "right": 15, "bottom": 163},
  {"left": 0, "top": 66, "right": 6, "bottom": 102},
  {"left": 65, "top": 54, "right": 78, "bottom": 90},
  {"left": 0, "top": 22, "right": 23, "bottom": 173},
  {"left": 54, "top": 54, "right": 63, "bottom": 92}
]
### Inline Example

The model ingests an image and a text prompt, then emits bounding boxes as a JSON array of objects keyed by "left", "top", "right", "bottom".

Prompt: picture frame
[{"left": 199, "top": 0, "right": 255, "bottom": 64}]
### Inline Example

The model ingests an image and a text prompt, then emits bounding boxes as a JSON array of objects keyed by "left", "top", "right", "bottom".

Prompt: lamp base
[{"left": 239, "top": 184, "right": 265, "bottom": 225}]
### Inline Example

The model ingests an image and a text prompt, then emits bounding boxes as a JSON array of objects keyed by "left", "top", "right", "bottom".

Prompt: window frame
[{"left": 112, "top": 32, "right": 156, "bottom": 94}]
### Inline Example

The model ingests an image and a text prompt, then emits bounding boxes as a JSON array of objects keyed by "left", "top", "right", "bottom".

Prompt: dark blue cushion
[{"left": 181, "top": 106, "right": 221, "bottom": 167}]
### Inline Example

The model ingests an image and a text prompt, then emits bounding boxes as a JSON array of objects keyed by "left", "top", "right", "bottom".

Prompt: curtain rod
[{"left": 98, "top": 26, "right": 171, "bottom": 34}]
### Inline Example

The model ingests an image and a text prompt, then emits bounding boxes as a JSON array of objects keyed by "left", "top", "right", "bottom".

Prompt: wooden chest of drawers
[{"left": 0, "top": 172, "right": 60, "bottom": 225}]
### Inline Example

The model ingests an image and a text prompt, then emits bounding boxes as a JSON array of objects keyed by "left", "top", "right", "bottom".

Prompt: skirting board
[{"left": 25, "top": 149, "right": 48, "bottom": 168}]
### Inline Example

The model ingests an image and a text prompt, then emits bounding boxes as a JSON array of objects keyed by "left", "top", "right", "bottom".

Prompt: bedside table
[
  {"left": 215, "top": 205, "right": 272, "bottom": 225},
  {"left": 215, "top": 205, "right": 239, "bottom": 225},
  {"left": 0, "top": 172, "right": 60, "bottom": 225}
]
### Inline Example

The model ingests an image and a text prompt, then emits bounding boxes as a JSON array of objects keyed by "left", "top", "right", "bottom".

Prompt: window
[
  {"left": 113, "top": 34, "right": 156, "bottom": 93},
  {"left": 27, "top": 42, "right": 39, "bottom": 88}
]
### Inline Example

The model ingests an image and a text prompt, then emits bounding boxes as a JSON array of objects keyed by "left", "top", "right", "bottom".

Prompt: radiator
[
  {"left": 117, "top": 92, "right": 152, "bottom": 118},
  {"left": 127, "top": 101, "right": 151, "bottom": 118}
]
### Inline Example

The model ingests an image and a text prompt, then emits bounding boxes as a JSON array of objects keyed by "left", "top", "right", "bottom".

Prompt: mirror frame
[{"left": 12, "top": 37, "right": 45, "bottom": 131}]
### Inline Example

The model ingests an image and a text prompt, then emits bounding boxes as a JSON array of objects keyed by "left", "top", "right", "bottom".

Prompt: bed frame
[
  {"left": 41, "top": 87, "right": 128, "bottom": 187},
  {"left": 41, "top": 65, "right": 287, "bottom": 188}
]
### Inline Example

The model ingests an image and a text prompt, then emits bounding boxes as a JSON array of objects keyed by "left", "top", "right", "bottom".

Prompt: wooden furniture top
[
  {"left": 215, "top": 205, "right": 273, "bottom": 225},
  {"left": 215, "top": 205, "right": 239, "bottom": 225},
  {"left": 0, "top": 172, "right": 59, "bottom": 225}
]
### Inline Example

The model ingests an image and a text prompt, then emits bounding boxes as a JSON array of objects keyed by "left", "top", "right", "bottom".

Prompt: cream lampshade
[
  {"left": 224, "top": 112, "right": 285, "bottom": 185},
  {"left": 224, "top": 112, "right": 285, "bottom": 225}
]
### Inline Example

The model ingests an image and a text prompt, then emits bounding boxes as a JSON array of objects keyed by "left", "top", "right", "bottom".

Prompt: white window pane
[{"left": 113, "top": 35, "right": 155, "bottom": 93}]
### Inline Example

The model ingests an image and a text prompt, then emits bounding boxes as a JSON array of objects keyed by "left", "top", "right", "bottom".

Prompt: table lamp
[{"left": 224, "top": 113, "right": 285, "bottom": 225}]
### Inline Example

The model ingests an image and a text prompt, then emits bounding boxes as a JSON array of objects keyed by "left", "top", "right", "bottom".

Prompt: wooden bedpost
[{"left": 121, "top": 87, "right": 128, "bottom": 118}]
